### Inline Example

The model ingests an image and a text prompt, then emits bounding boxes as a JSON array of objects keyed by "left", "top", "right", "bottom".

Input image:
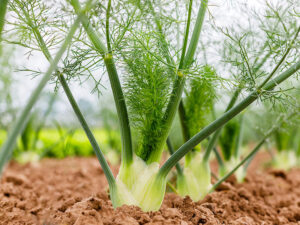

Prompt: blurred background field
[{"left": 0, "top": 127, "right": 121, "bottom": 164}]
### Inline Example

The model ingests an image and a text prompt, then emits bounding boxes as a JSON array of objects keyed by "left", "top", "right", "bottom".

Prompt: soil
[{"left": 1, "top": 153, "right": 300, "bottom": 225}]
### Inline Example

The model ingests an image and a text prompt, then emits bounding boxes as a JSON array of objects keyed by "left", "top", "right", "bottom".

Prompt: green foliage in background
[
  {"left": 219, "top": 118, "right": 240, "bottom": 161},
  {"left": 0, "top": 128, "right": 121, "bottom": 162}
]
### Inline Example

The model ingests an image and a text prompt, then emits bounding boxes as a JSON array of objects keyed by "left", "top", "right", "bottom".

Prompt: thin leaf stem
[
  {"left": 178, "top": 0, "right": 193, "bottom": 69},
  {"left": 202, "top": 31, "right": 290, "bottom": 163},
  {"left": 15, "top": 0, "right": 52, "bottom": 61},
  {"left": 105, "top": 0, "right": 112, "bottom": 53},
  {"left": 0, "top": 0, "right": 8, "bottom": 53},
  {"left": 213, "top": 147, "right": 224, "bottom": 168},
  {"left": 176, "top": 0, "right": 194, "bottom": 145},
  {"left": 148, "top": 1, "right": 174, "bottom": 65},
  {"left": 253, "top": 51, "right": 272, "bottom": 74},
  {"left": 183, "top": 0, "right": 208, "bottom": 68}
]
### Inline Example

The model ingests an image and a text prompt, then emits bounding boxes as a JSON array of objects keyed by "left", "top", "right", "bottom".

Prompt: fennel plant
[{"left": 0, "top": 0, "right": 299, "bottom": 212}]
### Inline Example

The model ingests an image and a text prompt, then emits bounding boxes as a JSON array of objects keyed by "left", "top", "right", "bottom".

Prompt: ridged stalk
[
  {"left": 178, "top": 0, "right": 194, "bottom": 69},
  {"left": 105, "top": 0, "right": 112, "bottom": 53}
]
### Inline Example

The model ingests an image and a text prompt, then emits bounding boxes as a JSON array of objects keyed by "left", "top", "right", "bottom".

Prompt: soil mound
[{"left": 1, "top": 156, "right": 300, "bottom": 224}]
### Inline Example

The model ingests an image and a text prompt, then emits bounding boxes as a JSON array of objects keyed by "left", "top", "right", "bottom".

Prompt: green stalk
[
  {"left": 178, "top": 101, "right": 190, "bottom": 142},
  {"left": 178, "top": 0, "right": 192, "bottom": 141},
  {"left": 159, "top": 60, "right": 300, "bottom": 177},
  {"left": 149, "top": 0, "right": 208, "bottom": 163},
  {"left": 105, "top": 0, "right": 112, "bottom": 53},
  {"left": 183, "top": 0, "right": 208, "bottom": 68},
  {"left": 149, "top": 0, "right": 192, "bottom": 161},
  {"left": 178, "top": 0, "right": 194, "bottom": 69},
  {"left": 0, "top": 0, "right": 8, "bottom": 39},
  {"left": 204, "top": 129, "right": 221, "bottom": 162},
  {"left": 59, "top": 75, "right": 115, "bottom": 187},
  {"left": 70, "top": 0, "right": 133, "bottom": 167},
  {"left": 0, "top": 0, "right": 8, "bottom": 53},
  {"left": 0, "top": 19, "right": 79, "bottom": 175},
  {"left": 243, "top": 151, "right": 256, "bottom": 173},
  {"left": 166, "top": 138, "right": 183, "bottom": 175},
  {"left": 213, "top": 147, "right": 224, "bottom": 168},
  {"left": 103, "top": 56, "right": 132, "bottom": 165},
  {"left": 203, "top": 87, "right": 241, "bottom": 162}
]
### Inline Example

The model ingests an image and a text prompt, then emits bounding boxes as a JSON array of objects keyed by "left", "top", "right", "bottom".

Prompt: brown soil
[{"left": 1, "top": 154, "right": 300, "bottom": 225}]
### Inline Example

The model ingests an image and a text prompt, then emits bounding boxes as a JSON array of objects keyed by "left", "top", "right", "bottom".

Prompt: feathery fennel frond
[
  {"left": 219, "top": 0, "right": 299, "bottom": 93},
  {"left": 122, "top": 31, "right": 174, "bottom": 161},
  {"left": 184, "top": 65, "right": 217, "bottom": 137},
  {"left": 61, "top": 47, "right": 105, "bottom": 94},
  {"left": 7, "top": 0, "right": 65, "bottom": 56}
]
